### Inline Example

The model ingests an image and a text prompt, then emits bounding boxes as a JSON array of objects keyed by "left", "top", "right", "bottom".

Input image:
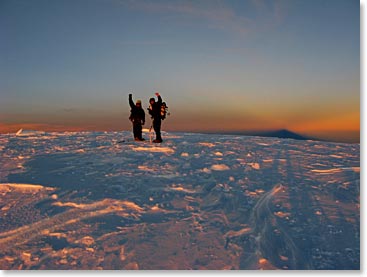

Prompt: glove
[
  {"left": 155, "top": 92, "right": 160, "bottom": 96},
  {"left": 129, "top": 93, "right": 132, "bottom": 97}
]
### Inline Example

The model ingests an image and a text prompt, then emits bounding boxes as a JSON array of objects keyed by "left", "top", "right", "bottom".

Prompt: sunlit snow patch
[
  {"left": 166, "top": 184, "right": 197, "bottom": 194},
  {"left": 15, "top": 129, "right": 45, "bottom": 137},
  {"left": 211, "top": 164, "right": 230, "bottom": 171},
  {"left": 0, "top": 183, "right": 55, "bottom": 193},
  {"left": 198, "top": 142, "right": 215, "bottom": 147},
  {"left": 132, "top": 146, "right": 175, "bottom": 154},
  {"left": 311, "top": 167, "right": 360, "bottom": 174},
  {"left": 248, "top": 163, "right": 260, "bottom": 170}
]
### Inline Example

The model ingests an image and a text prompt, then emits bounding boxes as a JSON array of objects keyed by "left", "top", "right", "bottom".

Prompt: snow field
[{"left": 0, "top": 131, "right": 360, "bottom": 269}]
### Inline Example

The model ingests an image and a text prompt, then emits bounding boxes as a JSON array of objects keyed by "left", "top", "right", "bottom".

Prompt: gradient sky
[{"left": 0, "top": 0, "right": 360, "bottom": 141}]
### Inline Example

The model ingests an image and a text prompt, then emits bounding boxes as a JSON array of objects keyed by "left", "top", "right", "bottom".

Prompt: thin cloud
[
  {"left": 122, "top": 0, "right": 289, "bottom": 36},
  {"left": 123, "top": 0, "right": 251, "bottom": 35},
  {"left": 250, "top": 0, "right": 289, "bottom": 27},
  {"left": 273, "top": 0, "right": 289, "bottom": 24}
]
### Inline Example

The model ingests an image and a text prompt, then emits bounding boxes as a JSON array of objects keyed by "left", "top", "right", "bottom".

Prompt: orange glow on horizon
[
  {"left": 0, "top": 116, "right": 360, "bottom": 134},
  {"left": 290, "top": 111, "right": 360, "bottom": 133},
  {"left": 0, "top": 108, "right": 360, "bottom": 143}
]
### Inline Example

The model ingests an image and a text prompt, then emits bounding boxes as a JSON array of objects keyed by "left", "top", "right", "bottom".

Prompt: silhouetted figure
[
  {"left": 148, "top": 92, "right": 163, "bottom": 143},
  {"left": 129, "top": 94, "right": 145, "bottom": 141}
]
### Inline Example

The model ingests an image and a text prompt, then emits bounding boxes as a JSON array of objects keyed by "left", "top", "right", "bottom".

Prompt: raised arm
[
  {"left": 155, "top": 92, "right": 162, "bottom": 105},
  {"left": 129, "top": 94, "right": 135, "bottom": 108}
]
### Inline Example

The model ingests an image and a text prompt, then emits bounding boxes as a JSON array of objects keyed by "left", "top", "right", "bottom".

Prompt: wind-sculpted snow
[{"left": 0, "top": 131, "right": 360, "bottom": 269}]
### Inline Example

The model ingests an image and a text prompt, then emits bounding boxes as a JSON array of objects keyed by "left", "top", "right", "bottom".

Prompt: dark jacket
[
  {"left": 129, "top": 95, "right": 145, "bottom": 124},
  {"left": 149, "top": 95, "right": 162, "bottom": 120}
]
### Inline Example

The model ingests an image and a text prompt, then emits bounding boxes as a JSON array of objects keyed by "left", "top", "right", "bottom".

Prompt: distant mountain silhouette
[{"left": 203, "top": 129, "right": 314, "bottom": 141}]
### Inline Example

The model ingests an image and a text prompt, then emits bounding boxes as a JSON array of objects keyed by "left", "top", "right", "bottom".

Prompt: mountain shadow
[
  {"left": 256, "top": 129, "right": 312, "bottom": 140},
  {"left": 203, "top": 129, "right": 314, "bottom": 141}
]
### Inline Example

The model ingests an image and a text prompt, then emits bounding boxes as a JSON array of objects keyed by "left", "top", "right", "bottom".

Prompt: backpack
[
  {"left": 160, "top": 102, "right": 168, "bottom": 120},
  {"left": 148, "top": 102, "right": 169, "bottom": 120}
]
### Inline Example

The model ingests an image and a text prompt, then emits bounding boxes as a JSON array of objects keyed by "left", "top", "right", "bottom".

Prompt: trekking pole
[{"left": 149, "top": 120, "right": 153, "bottom": 144}]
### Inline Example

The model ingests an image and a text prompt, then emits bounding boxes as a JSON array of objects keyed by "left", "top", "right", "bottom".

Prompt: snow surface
[{"left": 0, "top": 131, "right": 360, "bottom": 269}]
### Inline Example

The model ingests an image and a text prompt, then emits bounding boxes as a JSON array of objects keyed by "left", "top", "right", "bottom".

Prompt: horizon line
[{"left": 2, "top": 127, "right": 360, "bottom": 144}]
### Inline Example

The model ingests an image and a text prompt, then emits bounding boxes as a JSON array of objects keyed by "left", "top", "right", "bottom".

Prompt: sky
[{"left": 0, "top": 0, "right": 360, "bottom": 141}]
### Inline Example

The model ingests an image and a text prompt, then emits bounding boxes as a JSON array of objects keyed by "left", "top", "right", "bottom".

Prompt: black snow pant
[
  {"left": 132, "top": 123, "right": 143, "bottom": 140},
  {"left": 153, "top": 118, "right": 162, "bottom": 141}
]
